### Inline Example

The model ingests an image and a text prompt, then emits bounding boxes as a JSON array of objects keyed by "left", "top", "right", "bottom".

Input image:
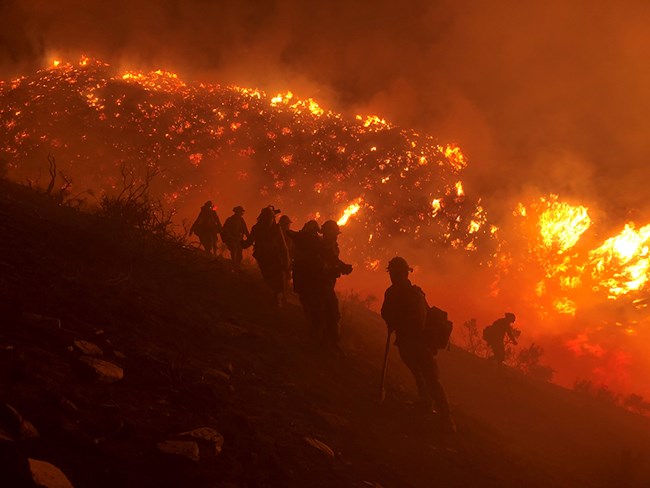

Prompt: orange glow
[
  {"left": 538, "top": 196, "right": 591, "bottom": 253},
  {"left": 553, "top": 298, "right": 577, "bottom": 316},
  {"left": 590, "top": 223, "right": 650, "bottom": 298},
  {"left": 355, "top": 114, "right": 392, "bottom": 130},
  {"left": 271, "top": 91, "right": 293, "bottom": 106},
  {"left": 442, "top": 144, "right": 467, "bottom": 171},
  {"left": 431, "top": 198, "right": 442, "bottom": 216},
  {"left": 8, "top": 57, "right": 650, "bottom": 397},
  {"left": 337, "top": 200, "right": 362, "bottom": 226}
]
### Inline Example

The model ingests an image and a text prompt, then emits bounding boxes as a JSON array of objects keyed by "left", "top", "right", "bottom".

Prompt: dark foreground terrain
[{"left": 1, "top": 179, "right": 650, "bottom": 487}]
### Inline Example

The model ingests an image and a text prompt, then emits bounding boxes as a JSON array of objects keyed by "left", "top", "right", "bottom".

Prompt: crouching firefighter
[
  {"left": 380, "top": 256, "right": 455, "bottom": 431},
  {"left": 483, "top": 312, "right": 519, "bottom": 363}
]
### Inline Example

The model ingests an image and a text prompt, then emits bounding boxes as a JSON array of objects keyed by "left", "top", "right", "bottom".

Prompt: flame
[
  {"left": 431, "top": 198, "right": 442, "bottom": 216},
  {"left": 271, "top": 91, "right": 293, "bottom": 106},
  {"left": 455, "top": 181, "right": 464, "bottom": 197},
  {"left": 590, "top": 223, "right": 650, "bottom": 298},
  {"left": 443, "top": 144, "right": 467, "bottom": 171},
  {"left": 553, "top": 298, "right": 577, "bottom": 315},
  {"left": 337, "top": 200, "right": 362, "bottom": 226},
  {"left": 355, "top": 114, "right": 392, "bottom": 130},
  {"left": 538, "top": 196, "right": 591, "bottom": 253}
]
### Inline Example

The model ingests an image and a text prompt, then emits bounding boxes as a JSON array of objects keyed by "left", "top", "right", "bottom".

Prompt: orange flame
[
  {"left": 455, "top": 181, "right": 464, "bottom": 197},
  {"left": 537, "top": 196, "right": 591, "bottom": 254},
  {"left": 431, "top": 198, "right": 442, "bottom": 217},
  {"left": 337, "top": 200, "right": 362, "bottom": 226},
  {"left": 590, "top": 223, "right": 650, "bottom": 298}
]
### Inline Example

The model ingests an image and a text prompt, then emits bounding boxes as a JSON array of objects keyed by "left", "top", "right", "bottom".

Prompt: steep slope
[{"left": 1, "top": 179, "right": 649, "bottom": 488}]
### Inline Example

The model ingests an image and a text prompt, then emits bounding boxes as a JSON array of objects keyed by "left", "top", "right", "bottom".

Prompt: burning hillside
[
  {"left": 0, "top": 57, "right": 491, "bottom": 270},
  {"left": 3, "top": 57, "right": 650, "bottom": 398}
]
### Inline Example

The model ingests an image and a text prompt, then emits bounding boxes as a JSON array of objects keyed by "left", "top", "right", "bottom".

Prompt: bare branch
[{"left": 45, "top": 153, "right": 56, "bottom": 195}]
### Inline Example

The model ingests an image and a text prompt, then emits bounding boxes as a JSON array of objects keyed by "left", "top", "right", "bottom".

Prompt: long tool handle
[{"left": 379, "top": 330, "right": 392, "bottom": 404}]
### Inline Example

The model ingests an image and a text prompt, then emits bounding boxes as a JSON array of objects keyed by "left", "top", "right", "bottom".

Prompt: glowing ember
[
  {"left": 442, "top": 145, "right": 467, "bottom": 171},
  {"left": 355, "top": 114, "right": 392, "bottom": 130},
  {"left": 431, "top": 198, "right": 442, "bottom": 216}
]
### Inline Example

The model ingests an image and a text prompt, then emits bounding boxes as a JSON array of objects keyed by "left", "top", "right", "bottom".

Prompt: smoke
[
  {"left": 3, "top": 0, "right": 650, "bottom": 396},
  {"left": 1, "top": 1, "right": 649, "bottom": 198}
]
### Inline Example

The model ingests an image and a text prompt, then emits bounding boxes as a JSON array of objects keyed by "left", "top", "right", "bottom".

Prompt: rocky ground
[{"left": 1, "top": 178, "right": 650, "bottom": 487}]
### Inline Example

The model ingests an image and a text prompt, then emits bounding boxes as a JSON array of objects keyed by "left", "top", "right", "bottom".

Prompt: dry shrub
[{"left": 96, "top": 162, "right": 178, "bottom": 241}]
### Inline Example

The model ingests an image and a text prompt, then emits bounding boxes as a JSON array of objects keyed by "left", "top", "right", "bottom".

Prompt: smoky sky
[{"left": 2, "top": 0, "right": 650, "bottom": 220}]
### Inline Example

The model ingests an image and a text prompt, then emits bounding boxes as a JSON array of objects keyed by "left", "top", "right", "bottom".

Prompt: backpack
[
  {"left": 482, "top": 324, "right": 496, "bottom": 343},
  {"left": 425, "top": 305, "right": 453, "bottom": 351}
]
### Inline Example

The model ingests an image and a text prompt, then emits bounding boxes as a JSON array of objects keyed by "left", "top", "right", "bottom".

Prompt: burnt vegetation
[{"left": 97, "top": 162, "right": 177, "bottom": 240}]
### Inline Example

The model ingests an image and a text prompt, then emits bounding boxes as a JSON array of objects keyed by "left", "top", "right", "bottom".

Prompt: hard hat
[
  {"left": 386, "top": 256, "right": 413, "bottom": 272},
  {"left": 321, "top": 220, "right": 341, "bottom": 235},
  {"left": 279, "top": 215, "right": 292, "bottom": 225},
  {"left": 233, "top": 205, "right": 245, "bottom": 213},
  {"left": 505, "top": 312, "right": 516, "bottom": 321},
  {"left": 302, "top": 220, "right": 320, "bottom": 234}
]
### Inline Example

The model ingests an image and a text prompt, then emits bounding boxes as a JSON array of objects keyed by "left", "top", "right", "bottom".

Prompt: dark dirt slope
[{"left": 1, "top": 178, "right": 650, "bottom": 488}]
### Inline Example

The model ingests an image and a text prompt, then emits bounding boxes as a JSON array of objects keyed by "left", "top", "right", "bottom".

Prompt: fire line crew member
[
  {"left": 278, "top": 215, "right": 295, "bottom": 303},
  {"left": 190, "top": 200, "right": 222, "bottom": 254},
  {"left": 320, "top": 220, "right": 353, "bottom": 350},
  {"left": 221, "top": 205, "right": 249, "bottom": 271},
  {"left": 243, "top": 206, "right": 290, "bottom": 308},
  {"left": 381, "top": 256, "right": 455, "bottom": 432},
  {"left": 483, "top": 312, "right": 519, "bottom": 363},
  {"left": 287, "top": 220, "right": 324, "bottom": 339}
]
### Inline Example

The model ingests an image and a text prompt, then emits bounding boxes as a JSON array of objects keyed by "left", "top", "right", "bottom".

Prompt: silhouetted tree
[
  {"left": 459, "top": 318, "right": 489, "bottom": 357},
  {"left": 511, "top": 343, "right": 554, "bottom": 382}
]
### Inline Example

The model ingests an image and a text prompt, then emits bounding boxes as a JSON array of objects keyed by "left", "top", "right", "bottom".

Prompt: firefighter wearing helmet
[
  {"left": 285, "top": 219, "right": 324, "bottom": 338},
  {"left": 319, "top": 219, "right": 353, "bottom": 350},
  {"left": 381, "top": 256, "right": 455, "bottom": 431},
  {"left": 386, "top": 256, "right": 413, "bottom": 273},
  {"left": 483, "top": 312, "right": 520, "bottom": 363},
  {"left": 190, "top": 200, "right": 222, "bottom": 255},
  {"left": 221, "top": 205, "right": 249, "bottom": 271},
  {"left": 243, "top": 206, "right": 290, "bottom": 308}
]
